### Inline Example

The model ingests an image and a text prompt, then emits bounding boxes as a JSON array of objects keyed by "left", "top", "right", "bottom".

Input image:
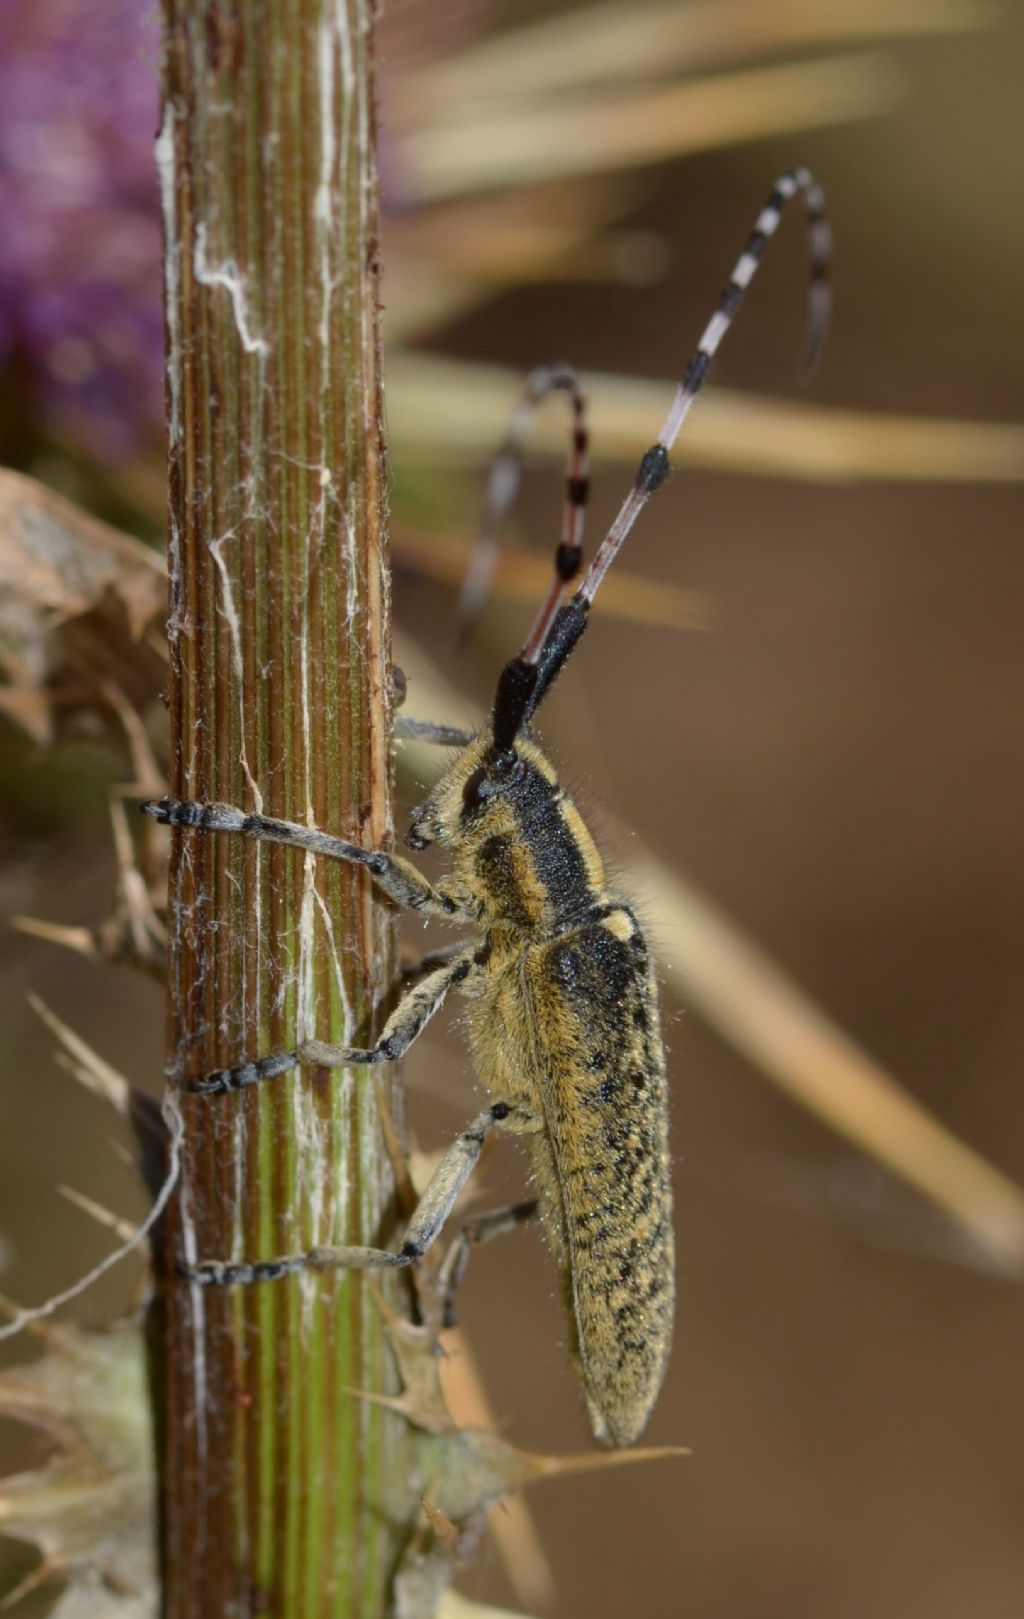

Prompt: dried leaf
[
  {"left": 0, "top": 1321, "right": 156, "bottom": 1618},
  {"left": 0, "top": 470, "right": 165, "bottom": 747}
]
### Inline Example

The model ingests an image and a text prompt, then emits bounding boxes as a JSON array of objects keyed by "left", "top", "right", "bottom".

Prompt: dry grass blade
[
  {"left": 438, "top": 1591, "right": 539, "bottom": 1619},
  {"left": 384, "top": 182, "right": 664, "bottom": 342},
  {"left": 680, "top": 387, "right": 1024, "bottom": 483},
  {"left": 628, "top": 852, "right": 1024, "bottom": 1276},
  {"left": 393, "top": 527, "right": 713, "bottom": 632},
  {"left": 388, "top": 186, "right": 657, "bottom": 286},
  {"left": 410, "top": 0, "right": 995, "bottom": 112},
  {"left": 58, "top": 1187, "right": 137, "bottom": 1244},
  {"left": 392, "top": 635, "right": 1024, "bottom": 1275},
  {"left": 26, "top": 992, "right": 134, "bottom": 1119},
  {"left": 15, "top": 798, "right": 167, "bottom": 979},
  {"left": 401, "top": 53, "right": 899, "bottom": 199},
  {"left": 389, "top": 355, "right": 1024, "bottom": 484},
  {"left": 11, "top": 915, "right": 102, "bottom": 964}
]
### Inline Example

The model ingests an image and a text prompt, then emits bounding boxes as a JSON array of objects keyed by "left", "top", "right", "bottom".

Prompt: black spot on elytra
[
  {"left": 584, "top": 1075, "right": 619, "bottom": 1108},
  {"left": 552, "top": 945, "right": 580, "bottom": 988}
]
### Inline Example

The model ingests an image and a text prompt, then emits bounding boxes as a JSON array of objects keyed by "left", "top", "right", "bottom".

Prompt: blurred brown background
[{"left": 2, "top": 2, "right": 1023, "bottom": 1616}]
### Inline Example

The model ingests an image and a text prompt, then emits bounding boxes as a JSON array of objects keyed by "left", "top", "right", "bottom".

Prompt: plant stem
[{"left": 157, "top": 4, "right": 407, "bottom": 1614}]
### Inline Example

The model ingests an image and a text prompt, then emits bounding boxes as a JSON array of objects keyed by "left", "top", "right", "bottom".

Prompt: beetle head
[{"left": 405, "top": 736, "right": 525, "bottom": 851}]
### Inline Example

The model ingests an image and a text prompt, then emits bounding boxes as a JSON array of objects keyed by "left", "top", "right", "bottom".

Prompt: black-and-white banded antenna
[
  {"left": 458, "top": 364, "right": 589, "bottom": 644},
  {"left": 579, "top": 165, "right": 830, "bottom": 608},
  {"left": 490, "top": 166, "right": 832, "bottom": 753}
]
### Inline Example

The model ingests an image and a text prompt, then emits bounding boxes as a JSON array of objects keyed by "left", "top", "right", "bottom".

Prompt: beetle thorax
[{"left": 409, "top": 736, "right": 608, "bottom": 932}]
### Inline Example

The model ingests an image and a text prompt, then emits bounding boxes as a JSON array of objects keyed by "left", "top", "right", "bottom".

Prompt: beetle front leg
[{"left": 140, "top": 797, "right": 474, "bottom": 920}]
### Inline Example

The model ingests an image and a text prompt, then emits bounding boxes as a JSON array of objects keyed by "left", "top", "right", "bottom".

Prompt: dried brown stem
[{"left": 157, "top": 3, "right": 409, "bottom": 1613}]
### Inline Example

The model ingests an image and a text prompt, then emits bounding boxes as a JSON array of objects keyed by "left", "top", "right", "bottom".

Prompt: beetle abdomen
[{"left": 528, "top": 908, "right": 674, "bottom": 1446}]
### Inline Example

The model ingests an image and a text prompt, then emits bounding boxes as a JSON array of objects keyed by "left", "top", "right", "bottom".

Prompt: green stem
[{"left": 157, "top": 4, "right": 408, "bottom": 1614}]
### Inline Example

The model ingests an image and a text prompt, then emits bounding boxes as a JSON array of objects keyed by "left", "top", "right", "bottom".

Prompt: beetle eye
[{"left": 462, "top": 766, "right": 489, "bottom": 812}]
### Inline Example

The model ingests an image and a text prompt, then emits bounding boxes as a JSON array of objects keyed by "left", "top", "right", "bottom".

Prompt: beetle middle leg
[
  {"left": 401, "top": 939, "right": 474, "bottom": 983},
  {"left": 190, "top": 950, "right": 477, "bottom": 1095},
  {"left": 181, "top": 1100, "right": 537, "bottom": 1287},
  {"left": 394, "top": 715, "right": 476, "bottom": 748}
]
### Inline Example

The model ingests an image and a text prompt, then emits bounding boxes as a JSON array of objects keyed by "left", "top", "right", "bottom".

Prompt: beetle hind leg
[
  {"left": 439, "top": 1199, "right": 538, "bottom": 1328},
  {"left": 180, "top": 1101, "right": 521, "bottom": 1288}
]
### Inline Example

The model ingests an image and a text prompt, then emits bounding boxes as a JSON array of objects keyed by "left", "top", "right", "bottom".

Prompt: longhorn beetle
[{"left": 143, "top": 169, "right": 831, "bottom": 1447}]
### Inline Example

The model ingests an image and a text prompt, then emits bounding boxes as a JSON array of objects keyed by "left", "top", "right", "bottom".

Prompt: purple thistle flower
[{"left": 0, "top": 0, "right": 164, "bottom": 460}]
